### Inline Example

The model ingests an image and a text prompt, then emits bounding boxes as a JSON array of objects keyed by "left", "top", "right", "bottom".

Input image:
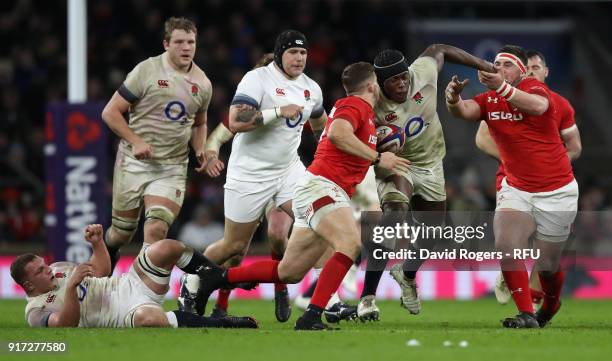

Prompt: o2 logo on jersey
[
  {"left": 164, "top": 100, "right": 187, "bottom": 124},
  {"left": 285, "top": 112, "right": 304, "bottom": 128},
  {"left": 404, "top": 116, "right": 430, "bottom": 140}
]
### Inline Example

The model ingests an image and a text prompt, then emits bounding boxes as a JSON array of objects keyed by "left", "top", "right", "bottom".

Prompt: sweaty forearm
[
  {"left": 190, "top": 123, "right": 207, "bottom": 152},
  {"left": 427, "top": 44, "right": 493, "bottom": 72},
  {"left": 89, "top": 241, "right": 111, "bottom": 277},
  {"left": 329, "top": 131, "right": 377, "bottom": 163}
]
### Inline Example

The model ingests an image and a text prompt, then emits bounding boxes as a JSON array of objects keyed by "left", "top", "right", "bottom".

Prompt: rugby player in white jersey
[
  {"left": 101, "top": 17, "right": 212, "bottom": 271},
  {"left": 358, "top": 46, "right": 494, "bottom": 321},
  {"left": 11, "top": 224, "right": 257, "bottom": 329},
  {"left": 193, "top": 30, "right": 327, "bottom": 318},
  {"left": 179, "top": 54, "right": 297, "bottom": 322}
]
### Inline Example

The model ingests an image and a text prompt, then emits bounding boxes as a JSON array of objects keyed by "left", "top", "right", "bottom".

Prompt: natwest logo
[
  {"left": 67, "top": 112, "right": 101, "bottom": 151},
  {"left": 488, "top": 111, "right": 523, "bottom": 121},
  {"left": 276, "top": 88, "right": 286, "bottom": 96}
]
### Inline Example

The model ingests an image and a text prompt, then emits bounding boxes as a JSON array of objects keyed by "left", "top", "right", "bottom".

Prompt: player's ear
[
  {"left": 22, "top": 280, "right": 34, "bottom": 293},
  {"left": 163, "top": 39, "right": 170, "bottom": 50}
]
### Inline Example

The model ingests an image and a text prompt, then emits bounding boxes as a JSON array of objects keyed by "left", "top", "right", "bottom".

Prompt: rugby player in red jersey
[
  {"left": 194, "top": 62, "right": 410, "bottom": 330},
  {"left": 446, "top": 45, "right": 578, "bottom": 328},
  {"left": 474, "top": 50, "right": 582, "bottom": 311}
]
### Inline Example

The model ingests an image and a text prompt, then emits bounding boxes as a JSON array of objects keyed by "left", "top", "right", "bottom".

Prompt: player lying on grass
[{"left": 10, "top": 224, "right": 257, "bottom": 329}]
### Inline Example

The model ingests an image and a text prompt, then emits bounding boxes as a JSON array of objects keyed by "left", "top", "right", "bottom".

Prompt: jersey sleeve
[
  {"left": 26, "top": 308, "right": 52, "bottom": 328},
  {"left": 332, "top": 105, "right": 362, "bottom": 130},
  {"left": 523, "top": 80, "right": 550, "bottom": 100},
  {"left": 197, "top": 76, "right": 213, "bottom": 114},
  {"left": 231, "top": 70, "right": 263, "bottom": 109},
  {"left": 471, "top": 92, "right": 489, "bottom": 120},
  {"left": 411, "top": 57, "right": 439, "bottom": 88},
  {"left": 118, "top": 60, "right": 149, "bottom": 103},
  {"left": 310, "top": 81, "right": 325, "bottom": 118}
]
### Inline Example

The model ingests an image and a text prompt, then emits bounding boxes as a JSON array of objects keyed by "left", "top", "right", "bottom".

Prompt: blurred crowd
[{"left": 1, "top": 0, "right": 611, "bottom": 253}]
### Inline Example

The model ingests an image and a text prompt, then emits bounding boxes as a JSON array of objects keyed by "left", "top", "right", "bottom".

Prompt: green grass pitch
[{"left": 1, "top": 299, "right": 611, "bottom": 361}]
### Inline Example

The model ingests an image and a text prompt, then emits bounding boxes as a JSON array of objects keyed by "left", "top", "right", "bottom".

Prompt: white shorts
[
  {"left": 80, "top": 266, "right": 164, "bottom": 328},
  {"left": 293, "top": 171, "right": 352, "bottom": 230},
  {"left": 112, "top": 152, "right": 186, "bottom": 212},
  {"left": 376, "top": 161, "right": 446, "bottom": 204},
  {"left": 118, "top": 266, "right": 165, "bottom": 328},
  {"left": 224, "top": 161, "right": 306, "bottom": 223},
  {"left": 496, "top": 178, "right": 579, "bottom": 242}
]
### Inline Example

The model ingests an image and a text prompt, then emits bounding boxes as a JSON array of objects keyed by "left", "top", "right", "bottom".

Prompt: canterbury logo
[{"left": 295, "top": 40, "right": 304, "bottom": 45}]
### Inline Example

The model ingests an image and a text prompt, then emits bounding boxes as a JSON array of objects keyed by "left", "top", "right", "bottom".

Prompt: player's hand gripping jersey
[{"left": 118, "top": 53, "right": 213, "bottom": 164}]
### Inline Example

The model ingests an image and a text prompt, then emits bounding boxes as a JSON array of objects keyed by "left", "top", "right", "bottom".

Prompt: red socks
[
  {"left": 538, "top": 270, "right": 564, "bottom": 311},
  {"left": 215, "top": 289, "right": 231, "bottom": 311},
  {"left": 226, "top": 260, "right": 281, "bottom": 284},
  {"left": 271, "top": 251, "right": 287, "bottom": 292},
  {"left": 310, "top": 252, "right": 354, "bottom": 309},
  {"left": 501, "top": 259, "right": 533, "bottom": 314}
]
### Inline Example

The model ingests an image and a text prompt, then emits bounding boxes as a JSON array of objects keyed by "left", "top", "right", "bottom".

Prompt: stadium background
[{"left": 1, "top": 0, "right": 612, "bottom": 301}]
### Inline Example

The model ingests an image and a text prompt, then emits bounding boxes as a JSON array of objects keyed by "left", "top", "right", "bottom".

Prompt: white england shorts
[
  {"left": 496, "top": 177, "right": 579, "bottom": 242},
  {"left": 292, "top": 171, "right": 352, "bottom": 230},
  {"left": 224, "top": 161, "right": 306, "bottom": 223}
]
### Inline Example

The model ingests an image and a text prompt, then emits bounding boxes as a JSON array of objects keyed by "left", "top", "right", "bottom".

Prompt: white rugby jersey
[
  {"left": 25, "top": 262, "right": 121, "bottom": 328},
  {"left": 227, "top": 62, "right": 324, "bottom": 181}
]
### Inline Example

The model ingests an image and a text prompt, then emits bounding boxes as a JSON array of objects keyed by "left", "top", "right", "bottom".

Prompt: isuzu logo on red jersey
[
  {"left": 158, "top": 80, "right": 169, "bottom": 88},
  {"left": 276, "top": 88, "right": 286, "bottom": 96},
  {"left": 488, "top": 111, "right": 523, "bottom": 122}
]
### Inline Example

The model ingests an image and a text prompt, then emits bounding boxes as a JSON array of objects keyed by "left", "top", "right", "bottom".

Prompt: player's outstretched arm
[
  {"left": 475, "top": 121, "right": 500, "bottom": 160},
  {"left": 228, "top": 104, "right": 304, "bottom": 133},
  {"left": 47, "top": 263, "right": 94, "bottom": 327},
  {"left": 84, "top": 224, "right": 111, "bottom": 277},
  {"left": 203, "top": 121, "right": 235, "bottom": 177},
  {"left": 478, "top": 70, "right": 549, "bottom": 115},
  {"left": 191, "top": 112, "right": 208, "bottom": 173},
  {"left": 445, "top": 76, "right": 482, "bottom": 121},
  {"left": 102, "top": 92, "right": 153, "bottom": 160},
  {"left": 308, "top": 112, "right": 327, "bottom": 142},
  {"left": 420, "top": 44, "right": 494, "bottom": 73}
]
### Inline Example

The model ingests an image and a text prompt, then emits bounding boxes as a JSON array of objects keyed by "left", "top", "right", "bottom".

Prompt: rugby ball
[{"left": 376, "top": 124, "right": 405, "bottom": 153}]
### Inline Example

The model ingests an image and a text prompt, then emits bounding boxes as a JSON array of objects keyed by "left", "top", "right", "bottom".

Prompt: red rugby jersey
[
  {"left": 474, "top": 77, "right": 574, "bottom": 192},
  {"left": 308, "top": 96, "right": 376, "bottom": 197},
  {"left": 494, "top": 90, "right": 576, "bottom": 191}
]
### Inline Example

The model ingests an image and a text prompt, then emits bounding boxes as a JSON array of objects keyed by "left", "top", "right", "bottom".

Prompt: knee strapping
[
  {"left": 109, "top": 214, "right": 139, "bottom": 244},
  {"left": 145, "top": 205, "right": 175, "bottom": 226},
  {"left": 137, "top": 249, "right": 171, "bottom": 285}
]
